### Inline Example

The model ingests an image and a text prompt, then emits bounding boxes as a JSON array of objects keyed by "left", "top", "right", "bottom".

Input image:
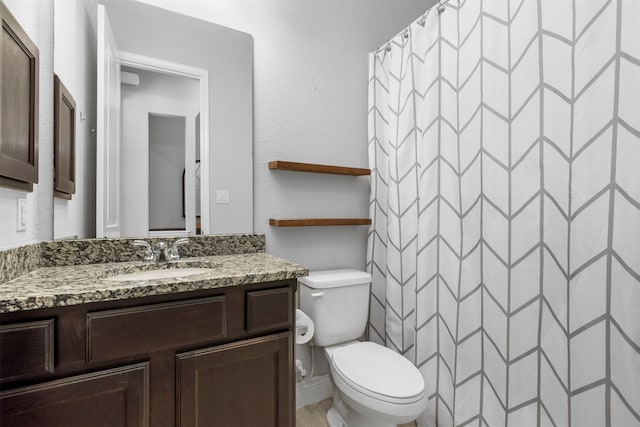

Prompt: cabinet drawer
[
  {"left": 0, "top": 319, "right": 54, "bottom": 382},
  {"left": 87, "top": 296, "right": 226, "bottom": 363},
  {"left": 246, "top": 287, "right": 292, "bottom": 334}
]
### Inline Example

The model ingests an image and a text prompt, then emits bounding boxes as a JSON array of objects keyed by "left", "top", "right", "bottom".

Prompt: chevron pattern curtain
[{"left": 366, "top": 0, "right": 640, "bottom": 426}]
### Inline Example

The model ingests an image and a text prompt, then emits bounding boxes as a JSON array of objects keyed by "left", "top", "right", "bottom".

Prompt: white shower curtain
[{"left": 367, "top": 0, "right": 640, "bottom": 426}]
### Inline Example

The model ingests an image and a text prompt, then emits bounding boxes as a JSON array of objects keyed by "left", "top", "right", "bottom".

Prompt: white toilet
[{"left": 299, "top": 269, "right": 428, "bottom": 427}]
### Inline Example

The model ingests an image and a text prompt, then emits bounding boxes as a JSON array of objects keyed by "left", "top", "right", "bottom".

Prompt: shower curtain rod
[
  {"left": 373, "top": 0, "right": 450, "bottom": 55},
  {"left": 436, "top": 0, "right": 451, "bottom": 13}
]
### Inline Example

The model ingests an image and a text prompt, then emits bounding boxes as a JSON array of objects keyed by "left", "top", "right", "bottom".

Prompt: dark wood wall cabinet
[
  {"left": 0, "top": 280, "right": 296, "bottom": 427},
  {"left": 0, "top": 2, "right": 39, "bottom": 192},
  {"left": 53, "top": 75, "right": 76, "bottom": 199}
]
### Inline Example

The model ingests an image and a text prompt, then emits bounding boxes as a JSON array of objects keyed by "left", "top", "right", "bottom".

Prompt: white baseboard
[{"left": 295, "top": 374, "right": 333, "bottom": 409}]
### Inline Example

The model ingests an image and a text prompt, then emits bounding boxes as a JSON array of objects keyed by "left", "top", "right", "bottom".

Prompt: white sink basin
[{"left": 108, "top": 268, "right": 213, "bottom": 282}]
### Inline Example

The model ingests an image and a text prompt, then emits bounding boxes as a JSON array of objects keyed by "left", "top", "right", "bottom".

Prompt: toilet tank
[{"left": 299, "top": 269, "right": 372, "bottom": 347}]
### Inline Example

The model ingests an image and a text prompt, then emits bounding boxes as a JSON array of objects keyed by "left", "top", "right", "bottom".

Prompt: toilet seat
[{"left": 330, "top": 341, "right": 425, "bottom": 405}]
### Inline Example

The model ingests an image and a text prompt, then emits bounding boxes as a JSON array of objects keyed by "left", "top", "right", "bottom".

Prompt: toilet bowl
[
  {"left": 299, "top": 269, "right": 428, "bottom": 427},
  {"left": 326, "top": 341, "right": 428, "bottom": 427}
]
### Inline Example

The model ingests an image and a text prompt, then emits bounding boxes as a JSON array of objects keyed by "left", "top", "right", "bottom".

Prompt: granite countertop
[{"left": 0, "top": 253, "right": 308, "bottom": 314}]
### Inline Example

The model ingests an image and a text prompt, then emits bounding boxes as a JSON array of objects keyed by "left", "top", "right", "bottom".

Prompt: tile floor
[{"left": 296, "top": 398, "right": 417, "bottom": 427}]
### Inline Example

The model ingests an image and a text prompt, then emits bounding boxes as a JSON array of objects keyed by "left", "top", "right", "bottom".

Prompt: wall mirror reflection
[
  {"left": 51, "top": 0, "right": 254, "bottom": 240},
  {"left": 118, "top": 65, "right": 202, "bottom": 237},
  {"left": 95, "top": 2, "right": 211, "bottom": 238}
]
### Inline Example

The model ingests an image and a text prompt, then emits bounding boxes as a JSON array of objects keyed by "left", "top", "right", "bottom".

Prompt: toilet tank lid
[{"left": 298, "top": 269, "right": 372, "bottom": 289}]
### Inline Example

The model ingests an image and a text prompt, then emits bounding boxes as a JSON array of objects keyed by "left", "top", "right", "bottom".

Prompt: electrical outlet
[
  {"left": 16, "top": 199, "right": 27, "bottom": 232},
  {"left": 215, "top": 190, "right": 230, "bottom": 204}
]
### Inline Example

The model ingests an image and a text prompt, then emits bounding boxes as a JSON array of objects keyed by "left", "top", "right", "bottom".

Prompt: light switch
[
  {"left": 17, "top": 199, "right": 27, "bottom": 232},
  {"left": 216, "top": 190, "right": 230, "bottom": 204}
]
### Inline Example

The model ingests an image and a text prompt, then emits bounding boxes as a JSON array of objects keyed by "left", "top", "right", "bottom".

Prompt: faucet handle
[
  {"left": 173, "top": 238, "right": 189, "bottom": 246},
  {"left": 169, "top": 238, "right": 189, "bottom": 260},
  {"left": 133, "top": 240, "right": 155, "bottom": 261}
]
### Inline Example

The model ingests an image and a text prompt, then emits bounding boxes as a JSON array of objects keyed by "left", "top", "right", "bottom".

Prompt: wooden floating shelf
[
  {"left": 269, "top": 161, "right": 370, "bottom": 176},
  {"left": 269, "top": 218, "right": 372, "bottom": 227}
]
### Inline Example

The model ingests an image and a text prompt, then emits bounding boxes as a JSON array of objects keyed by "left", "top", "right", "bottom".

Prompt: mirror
[{"left": 52, "top": 0, "right": 253, "bottom": 240}]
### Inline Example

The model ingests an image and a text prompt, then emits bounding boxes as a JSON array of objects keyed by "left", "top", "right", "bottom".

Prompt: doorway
[
  {"left": 148, "top": 114, "right": 186, "bottom": 232},
  {"left": 119, "top": 66, "right": 200, "bottom": 237}
]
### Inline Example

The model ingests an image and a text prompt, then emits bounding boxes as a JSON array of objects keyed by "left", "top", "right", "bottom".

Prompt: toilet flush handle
[{"left": 310, "top": 292, "right": 324, "bottom": 298}]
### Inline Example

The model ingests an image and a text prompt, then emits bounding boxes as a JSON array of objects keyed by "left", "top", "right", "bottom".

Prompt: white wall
[
  {"left": 0, "top": 0, "right": 54, "bottom": 249},
  {"left": 120, "top": 69, "right": 199, "bottom": 236},
  {"left": 53, "top": 0, "right": 98, "bottom": 240},
  {"left": 136, "top": 0, "right": 435, "bottom": 270}
]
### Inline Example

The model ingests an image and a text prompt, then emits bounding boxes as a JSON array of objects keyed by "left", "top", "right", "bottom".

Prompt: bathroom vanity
[{"left": 0, "top": 236, "right": 307, "bottom": 427}]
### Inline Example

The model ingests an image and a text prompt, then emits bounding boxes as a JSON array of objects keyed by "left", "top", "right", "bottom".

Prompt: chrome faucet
[
  {"left": 133, "top": 238, "right": 190, "bottom": 262},
  {"left": 133, "top": 240, "right": 155, "bottom": 262},
  {"left": 155, "top": 241, "right": 170, "bottom": 262},
  {"left": 169, "top": 238, "right": 189, "bottom": 260}
]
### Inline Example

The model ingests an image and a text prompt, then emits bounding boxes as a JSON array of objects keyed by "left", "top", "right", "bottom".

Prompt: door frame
[
  {"left": 96, "top": 3, "right": 121, "bottom": 238},
  {"left": 118, "top": 51, "right": 210, "bottom": 236}
]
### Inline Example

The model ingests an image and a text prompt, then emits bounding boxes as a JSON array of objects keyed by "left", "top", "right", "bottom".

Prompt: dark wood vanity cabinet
[{"left": 0, "top": 280, "right": 296, "bottom": 427}]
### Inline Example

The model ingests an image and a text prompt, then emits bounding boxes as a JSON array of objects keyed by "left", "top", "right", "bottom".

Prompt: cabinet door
[
  {"left": 0, "top": 363, "right": 149, "bottom": 427},
  {"left": 53, "top": 75, "right": 76, "bottom": 198},
  {"left": 177, "top": 332, "right": 293, "bottom": 427},
  {"left": 0, "top": 1, "right": 39, "bottom": 191}
]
